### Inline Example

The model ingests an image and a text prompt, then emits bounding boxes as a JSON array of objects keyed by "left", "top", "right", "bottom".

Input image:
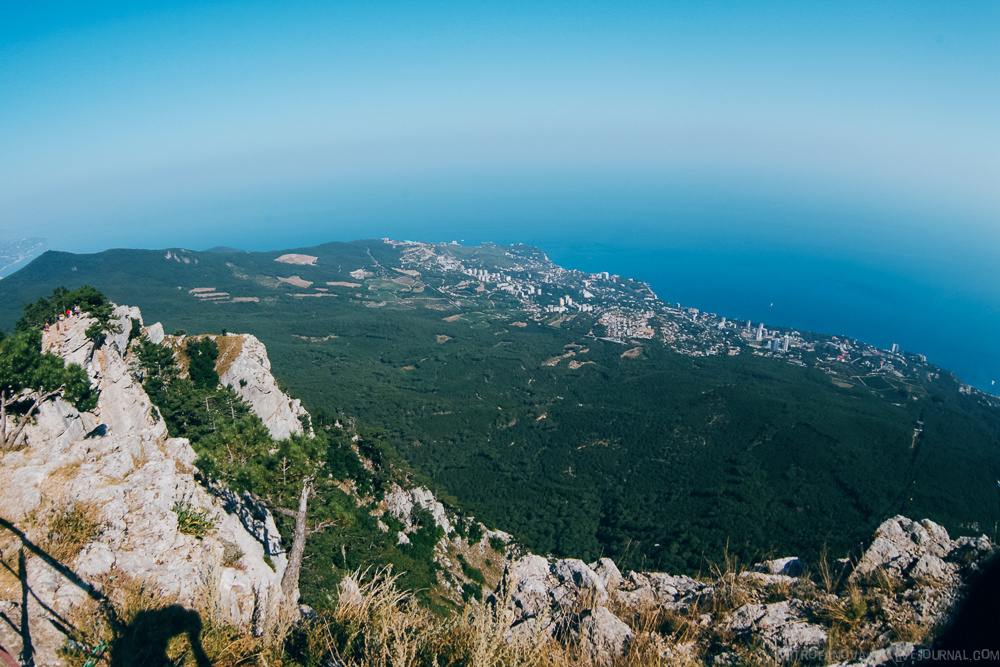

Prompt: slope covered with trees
[{"left": 2, "top": 243, "right": 998, "bottom": 576}]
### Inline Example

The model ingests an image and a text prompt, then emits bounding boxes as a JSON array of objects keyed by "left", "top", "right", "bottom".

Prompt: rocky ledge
[{"left": 493, "top": 516, "right": 994, "bottom": 666}]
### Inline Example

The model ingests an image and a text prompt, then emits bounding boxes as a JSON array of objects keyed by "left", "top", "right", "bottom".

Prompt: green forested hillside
[{"left": 2, "top": 240, "right": 998, "bottom": 574}]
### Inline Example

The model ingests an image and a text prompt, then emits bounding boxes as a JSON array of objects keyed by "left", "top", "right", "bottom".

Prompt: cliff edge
[{"left": 0, "top": 306, "right": 289, "bottom": 666}]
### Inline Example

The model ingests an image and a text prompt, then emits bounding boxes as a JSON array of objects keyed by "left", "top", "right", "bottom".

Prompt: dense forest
[{"left": 2, "top": 242, "right": 999, "bottom": 576}]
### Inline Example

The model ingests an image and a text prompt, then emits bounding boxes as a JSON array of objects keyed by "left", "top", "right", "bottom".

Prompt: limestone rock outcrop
[
  {"left": 492, "top": 514, "right": 994, "bottom": 666},
  {"left": 382, "top": 484, "right": 454, "bottom": 535},
  {"left": 852, "top": 515, "right": 991, "bottom": 585},
  {"left": 1, "top": 307, "right": 288, "bottom": 666},
  {"left": 215, "top": 333, "right": 310, "bottom": 440}
]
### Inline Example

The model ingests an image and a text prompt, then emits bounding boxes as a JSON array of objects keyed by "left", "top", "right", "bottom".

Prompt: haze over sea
[{"left": 2, "top": 2, "right": 997, "bottom": 391}]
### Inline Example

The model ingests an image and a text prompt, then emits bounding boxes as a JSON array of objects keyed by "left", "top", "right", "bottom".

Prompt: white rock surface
[
  {"left": 145, "top": 321, "right": 165, "bottom": 345},
  {"left": 383, "top": 485, "right": 454, "bottom": 535},
  {"left": 1, "top": 306, "right": 288, "bottom": 666},
  {"left": 578, "top": 606, "right": 633, "bottom": 666},
  {"left": 755, "top": 556, "right": 804, "bottom": 577},
  {"left": 216, "top": 334, "right": 309, "bottom": 440},
  {"left": 853, "top": 515, "right": 990, "bottom": 584}
]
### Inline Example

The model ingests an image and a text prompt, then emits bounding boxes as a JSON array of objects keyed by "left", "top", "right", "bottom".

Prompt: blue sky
[{"left": 1, "top": 1, "right": 997, "bottom": 251}]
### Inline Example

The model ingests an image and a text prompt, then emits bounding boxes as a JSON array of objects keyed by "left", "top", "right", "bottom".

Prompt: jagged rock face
[
  {"left": 41, "top": 313, "right": 95, "bottom": 374},
  {"left": 1, "top": 307, "right": 287, "bottom": 666},
  {"left": 577, "top": 606, "right": 633, "bottom": 666},
  {"left": 726, "top": 600, "right": 827, "bottom": 659},
  {"left": 494, "top": 518, "right": 994, "bottom": 667},
  {"left": 853, "top": 515, "right": 992, "bottom": 586},
  {"left": 215, "top": 333, "right": 309, "bottom": 440},
  {"left": 382, "top": 485, "right": 454, "bottom": 535}
]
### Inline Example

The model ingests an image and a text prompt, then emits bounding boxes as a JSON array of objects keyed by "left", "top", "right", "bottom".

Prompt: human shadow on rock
[
  {"left": 0, "top": 517, "right": 210, "bottom": 667},
  {"left": 110, "top": 605, "right": 210, "bottom": 667}
]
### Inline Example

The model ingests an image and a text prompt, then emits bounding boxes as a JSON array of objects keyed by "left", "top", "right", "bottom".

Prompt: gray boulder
[
  {"left": 755, "top": 556, "right": 804, "bottom": 577},
  {"left": 578, "top": 606, "right": 633, "bottom": 666},
  {"left": 590, "top": 557, "right": 623, "bottom": 591}
]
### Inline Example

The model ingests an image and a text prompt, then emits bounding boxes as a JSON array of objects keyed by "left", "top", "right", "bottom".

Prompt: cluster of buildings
[
  {"left": 397, "top": 240, "right": 953, "bottom": 394},
  {"left": 597, "top": 311, "right": 656, "bottom": 340}
]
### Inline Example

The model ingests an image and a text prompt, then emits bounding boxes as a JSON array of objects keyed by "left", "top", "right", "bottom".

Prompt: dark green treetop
[{"left": 0, "top": 328, "right": 96, "bottom": 449}]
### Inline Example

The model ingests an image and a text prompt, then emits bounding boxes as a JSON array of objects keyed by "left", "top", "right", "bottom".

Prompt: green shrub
[
  {"left": 461, "top": 581, "right": 483, "bottom": 603},
  {"left": 457, "top": 555, "right": 486, "bottom": 585},
  {"left": 85, "top": 321, "right": 105, "bottom": 347},
  {"left": 172, "top": 498, "right": 214, "bottom": 539},
  {"left": 16, "top": 285, "right": 113, "bottom": 333},
  {"left": 489, "top": 536, "right": 506, "bottom": 553},
  {"left": 128, "top": 318, "right": 141, "bottom": 344},
  {"left": 186, "top": 337, "right": 219, "bottom": 390}
]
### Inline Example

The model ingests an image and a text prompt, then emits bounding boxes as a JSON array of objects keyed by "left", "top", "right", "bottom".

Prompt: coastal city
[{"left": 393, "top": 240, "right": 995, "bottom": 407}]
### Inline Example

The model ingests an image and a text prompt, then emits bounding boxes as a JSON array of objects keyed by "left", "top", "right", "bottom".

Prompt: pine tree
[{"left": 0, "top": 329, "right": 95, "bottom": 449}]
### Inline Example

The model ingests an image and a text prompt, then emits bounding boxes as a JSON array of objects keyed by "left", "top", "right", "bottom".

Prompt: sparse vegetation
[
  {"left": 172, "top": 497, "right": 215, "bottom": 539},
  {"left": 43, "top": 503, "right": 101, "bottom": 562},
  {"left": 1, "top": 327, "right": 96, "bottom": 449},
  {"left": 221, "top": 541, "right": 245, "bottom": 569}
]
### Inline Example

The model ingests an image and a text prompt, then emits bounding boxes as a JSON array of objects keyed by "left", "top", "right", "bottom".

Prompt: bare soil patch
[
  {"left": 274, "top": 253, "right": 318, "bottom": 265},
  {"left": 278, "top": 275, "right": 313, "bottom": 288}
]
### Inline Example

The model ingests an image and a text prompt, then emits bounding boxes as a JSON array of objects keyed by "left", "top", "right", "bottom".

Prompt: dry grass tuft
[
  {"left": 891, "top": 618, "right": 928, "bottom": 644},
  {"left": 818, "top": 582, "right": 867, "bottom": 630},
  {"left": 51, "top": 459, "right": 84, "bottom": 481},
  {"left": 0, "top": 537, "right": 21, "bottom": 598},
  {"left": 707, "top": 546, "right": 754, "bottom": 615},
  {"left": 42, "top": 502, "right": 102, "bottom": 562},
  {"left": 816, "top": 544, "right": 846, "bottom": 595}
]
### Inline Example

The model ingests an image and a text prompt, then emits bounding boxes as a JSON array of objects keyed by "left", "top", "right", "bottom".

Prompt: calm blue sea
[
  {"left": 543, "top": 241, "right": 1000, "bottom": 395},
  {"left": 526, "top": 197, "right": 1000, "bottom": 395}
]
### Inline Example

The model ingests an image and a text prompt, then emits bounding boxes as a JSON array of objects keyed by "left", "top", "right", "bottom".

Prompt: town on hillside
[{"left": 388, "top": 240, "right": 997, "bottom": 409}]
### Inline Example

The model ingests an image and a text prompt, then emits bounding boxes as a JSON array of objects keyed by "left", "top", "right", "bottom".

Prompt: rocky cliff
[
  {"left": 490, "top": 515, "right": 994, "bottom": 666},
  {"left": 0, "top": 307, "right": 288, "bottom": 666},
  {"left": 215, "top": 333, "right": 310, "bottom": 440}
]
